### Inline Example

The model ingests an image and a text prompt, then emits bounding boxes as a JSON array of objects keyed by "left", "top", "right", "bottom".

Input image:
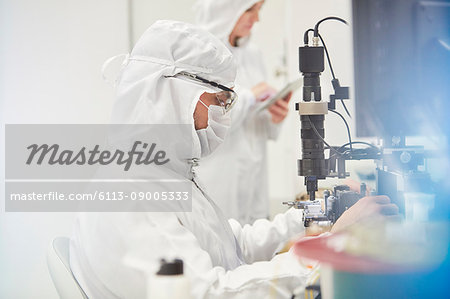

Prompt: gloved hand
[{"left": 330, "top": 195, "right": 400, "bottom": 233}]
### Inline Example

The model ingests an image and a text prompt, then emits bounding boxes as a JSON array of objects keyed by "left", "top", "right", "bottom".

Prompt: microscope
[
  {"left": 284, "top": 17, "right": 432, "bottom": 228},
  {"left": 282, "top": 17, "right": 361, "bottom": 227}
]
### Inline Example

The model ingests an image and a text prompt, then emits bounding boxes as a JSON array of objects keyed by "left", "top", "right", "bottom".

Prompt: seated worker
[{"left": 70, "top": 20, "right": 399, "bottom": 299}]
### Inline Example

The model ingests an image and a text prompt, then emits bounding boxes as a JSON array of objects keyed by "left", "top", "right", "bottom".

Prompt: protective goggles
[{"left": 166, "top": 71, "right": 237, "bottom": 113}]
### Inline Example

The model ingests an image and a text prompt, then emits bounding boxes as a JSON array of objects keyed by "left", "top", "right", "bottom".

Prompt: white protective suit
[
  {"left": 70, "top": 20, "right": 308, "bottom": 299},
  {"left": 195, "top": 0, "right": 281, "bottom": 224}
]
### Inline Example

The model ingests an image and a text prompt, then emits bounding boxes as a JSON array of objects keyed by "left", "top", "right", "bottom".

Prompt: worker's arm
[
  {"left": 255, "top": 109, "right": 283, "bottom": 140},
  {"left": 119, "top": 213, "right": 309, "bottom": 299},
  {"left": 199, "top": 251, "right": 310, "bottom": 299},
  {"left": 229, "top": 207, "right": 305, "bottom": 263}
]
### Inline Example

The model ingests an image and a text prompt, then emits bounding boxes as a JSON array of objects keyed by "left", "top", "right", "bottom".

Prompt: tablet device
[{"left": 256, "top": 78, "right": 302, "bottom": 112}]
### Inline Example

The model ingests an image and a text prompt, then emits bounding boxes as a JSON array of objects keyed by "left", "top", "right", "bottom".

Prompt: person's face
[
  {"left": 193, "top": 92, "right": 218, "bottom": 130},
  {"left": 230, "top": 1, "right": 264, "bottom": 39}
]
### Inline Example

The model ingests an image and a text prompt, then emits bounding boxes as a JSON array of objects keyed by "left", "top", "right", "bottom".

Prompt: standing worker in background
[{"left": 194, "top": 0, "right": 290, "bottom": 225}]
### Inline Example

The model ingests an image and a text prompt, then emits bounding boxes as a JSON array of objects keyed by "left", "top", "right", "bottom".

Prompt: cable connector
[{"left": 312, "top": 36, "right": 320, "bottom": 47}]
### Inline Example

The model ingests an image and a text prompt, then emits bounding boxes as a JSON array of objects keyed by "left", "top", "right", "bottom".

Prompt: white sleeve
[
  {"left": 119, "top": 212, "right": 308, "bottom": 299},
  {"left": 228, "top": 208, "right": 305, "bottom": 264},
  {"left": 252, "top": 109, "right": 282, "bottom": 141},
  {"left": 265, "top": 115, "right": 282, "bottom": 140},
  {"left": 203, "top": 252, "right": 310, "bottom": 299}
]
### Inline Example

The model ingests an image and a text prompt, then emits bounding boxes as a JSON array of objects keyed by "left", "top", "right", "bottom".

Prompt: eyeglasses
[{"left": 166, "top": 71, "right": 237, "bottom": 113}]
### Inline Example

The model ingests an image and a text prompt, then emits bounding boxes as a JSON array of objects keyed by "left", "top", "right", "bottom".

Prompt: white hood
[
  {"left": 194, "top": 0, "right": 261, "bottom": 43},
  {"left": 110, "top": 20, "right": 237, "bottom": 165}
]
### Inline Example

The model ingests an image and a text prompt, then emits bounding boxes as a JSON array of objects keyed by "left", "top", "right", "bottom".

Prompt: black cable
[
  {"left": 308, "top": 111, "right": 379, "bottom": 161},
  {"left": 303, "top": 30, "right": 337, "bottom": 80},
  {"left": 313, "top": 17, "right": 351, "bottom": 118},
  {"left": 306, "top": 116, "right": 343, "bottom": 157},
  {"left": 317, "top": 33, "right": 352, "bottom": 118},
  {"left": 303, "top": 28, "right": 314, "bottom": 45},
  {"left": 329, "top": 141, "right": 380, "bottom": 159},
  {"left": 337, "top": 141, "right": 378, "bottom": 150},
  {"left": 317, "top": 33, "right": 336, "bottom": 80},
  {"left": 328, "top": 109, "right": 352, "bottom": 152},
  {"left": 303, "top": 18, "right": 354, "bottom": 157},
  {"left": 340, "top": 99, "right": 351, "bottom": 118},
  {"left": 314, "top": 16, "right": 347, "bottom": 37}
]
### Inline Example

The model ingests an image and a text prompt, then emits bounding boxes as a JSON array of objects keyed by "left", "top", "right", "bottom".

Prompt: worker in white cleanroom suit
[
  {"left": 70, "top": 20, "right": 399, "bottom": 299},
  {"left": 194, "top": 0, "right": 289, "bottom": 224}
]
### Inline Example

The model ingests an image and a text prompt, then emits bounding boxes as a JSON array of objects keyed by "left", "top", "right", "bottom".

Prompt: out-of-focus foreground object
[{"left": 293, "top": 221, "right": 450, "bottom": 299}]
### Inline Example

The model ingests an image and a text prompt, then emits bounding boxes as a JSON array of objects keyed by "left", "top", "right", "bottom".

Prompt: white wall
[
  {"left": 0, "top": 0, "right": 129, "bottom": 298},
  {"left": 130, "top": 0, "right": 197, "bottom": 44}
]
